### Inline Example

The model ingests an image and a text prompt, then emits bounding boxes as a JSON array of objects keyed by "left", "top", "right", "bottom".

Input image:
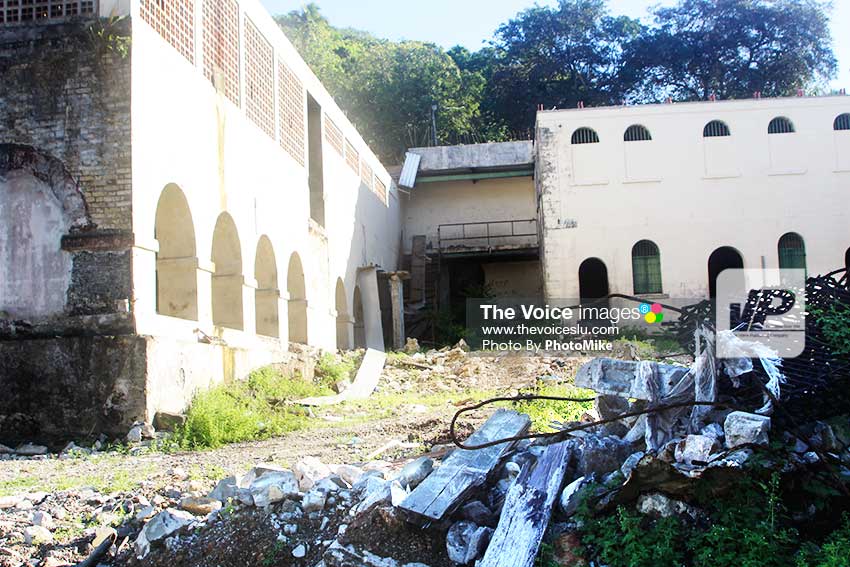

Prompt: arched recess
[
  {"left": 254, "top": 236, "right": 279, "bottom": 337},
  {"left": 708, "top": 246, "right": 744, "bottom": 298},
  {"left": 211, "top": 213, "right": 244, "bottom": 330},
  {"left": 778, "top": 232, "right": 807, "bottom": 273},
  {"left": 155, "top": 184, "right": 198, "bottom": 320},
  {"left": 287, "top": 252, "right": 308, "bottom": 344},
  {"left": 335, "top": 278, "right": 351, "bottom": 350},
  {"left": 632, "top": 240, "right": 663, "bottom": 295},
  {"left": 578, "top": 258, "right": 609, "bottom": 305},
  {"left": 0, "top": 144, "right": 90, "bottom": 319},
  {"left": 353, "top": 285, "right": 366, "bottom": 349}
]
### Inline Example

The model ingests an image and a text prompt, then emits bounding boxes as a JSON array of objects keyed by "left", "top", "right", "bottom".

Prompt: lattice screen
[
  {"left": 324, "top": 115, "right": 344, "bottom": 156},
  {"left": 1, "top": 1, "right": 95, "bottom": 24},
  {"left": 202, "top": 0, "right": 240, "bottom": 106},
  {"left": 140, "top": 0, "right": 195, "bottom": 64},
  {"left": 344, "top": 140, "right": 359, "bottom": 173},
  {"left": 244, "top": 17, "right": 274, "bottom": 139},
  {"left": 360, "top": 160, "right": 373, "bottom": 190},
  {"left": 278, "top": 60, "right": 305, "bottom": 166},
  {"left": 374, "top": 177, "right": 387, "bottom": 204}
]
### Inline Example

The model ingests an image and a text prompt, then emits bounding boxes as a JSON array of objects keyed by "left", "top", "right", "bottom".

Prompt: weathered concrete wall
[
  {"left": 483, "top": 261, "right": 543, "bottom": 298},
  {"left": 0, "top": 20, "right": 132, "bottom": 231},
  {"left": 402, "top": 177, "right": 536, "bottom": 254},
  {"left": 536, "top": 96, "right": 850, "bottom": 300},
  {"left": 0, "top": 336, "right": 147, "bottom": 443},
  {"left": 408, "top": 141, "right": 534, "bottom": 173}
]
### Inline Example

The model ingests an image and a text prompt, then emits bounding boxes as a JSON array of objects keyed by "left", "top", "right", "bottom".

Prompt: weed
[
  {"left": 173, "top": 367, "right": 332, "bottom": 449},
  {"left": 315, "top": 352, "right": 356, "bottom": 391},
  {"left": 510, "top": 382, "right": 594, "bottom": 432}
]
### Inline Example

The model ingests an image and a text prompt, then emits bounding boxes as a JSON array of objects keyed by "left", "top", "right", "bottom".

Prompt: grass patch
[
  {"left": 315, "top": 352, "right": 359, "bottom": 391},
  {"left": 511, "top": 382, "right": 595, "bottom": 432},
  {"left": 174, "top": 367, "right": 333, "bottom": 449}
]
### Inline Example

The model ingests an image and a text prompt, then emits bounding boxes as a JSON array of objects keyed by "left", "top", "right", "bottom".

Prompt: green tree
[
  {"left": 483, "top": 0, "right": 643, "bottom": 134},
  {"left": 623, "top": 0, "right": 837, "bottom": 101},
  {"left": 277, "top": 4, "right": 484, "bottom": 163}
]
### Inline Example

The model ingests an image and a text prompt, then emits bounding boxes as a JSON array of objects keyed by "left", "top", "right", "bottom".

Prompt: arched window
[
  {"left": 778, "top": 232, "right": 807, "bottom": 271},
  {"left": 703, "top": 120, "right": 731, "bottom": 138},
  {"left": 768, "top": 117, "right": 795, "bottom": 134},
  {"left": 571, "top": 127, "right": 600, "bottom": 144},
  {"left": 835, "top": 113, "right": 850, "bottom": 131},
  {"left": 632, "top": 240, "right": 663, "bottom": 295},
  {"left": 624, "top": 124, "right": 652, "bottom": 142}
]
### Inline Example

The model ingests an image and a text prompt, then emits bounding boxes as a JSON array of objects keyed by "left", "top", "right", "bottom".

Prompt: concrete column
[
  {"left": 241, "top": 276, "right": 258, "bottom": 335},
  {"left": 196, "top": 259, "right": 215, "bottom": 328},
  {"left": 357, "top": 266, "right": 385, "bottom": 350},
  {"left": 389, "top": 274, "right": 405, "bottom": 350}
]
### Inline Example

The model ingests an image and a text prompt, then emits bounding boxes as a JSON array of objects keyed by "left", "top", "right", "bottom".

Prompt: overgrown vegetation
[
  {"left": 811, "top": 303, "right": 850, "bottom": 356},
  {"left": 173, "top": 367, "right": 332, "bottom": 449},
  {"left": 315, "top": 351, "right": 360, "bottom": 391},
  {"left": 277, "top": 0, "right": 837, "bottom": 162},
  {"left": 574, "top": 466, "right": 850, "bottom": 567}
]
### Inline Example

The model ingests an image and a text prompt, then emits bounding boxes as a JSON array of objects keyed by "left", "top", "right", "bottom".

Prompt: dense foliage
[{"left": 276, "top": 0, "right": 837, "bottom": 163}]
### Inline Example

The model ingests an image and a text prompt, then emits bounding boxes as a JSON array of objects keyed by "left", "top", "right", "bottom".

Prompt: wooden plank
[
  {"left": 398, "top": 409, "right": 531, "bottom": 525},
  {"left": 477, "top": 441, "right": 572, "bottom": 567}
]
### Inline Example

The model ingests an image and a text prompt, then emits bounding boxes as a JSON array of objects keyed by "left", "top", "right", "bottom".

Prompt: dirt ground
[{"left": 0, "top": 352, "right": 590, "bottom": 566}]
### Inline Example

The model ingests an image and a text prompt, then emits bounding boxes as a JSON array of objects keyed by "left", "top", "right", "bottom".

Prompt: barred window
[
  {"left": 324, "top": 115, "right": 344, "bottom": 156},
  {"left": 632, "top": 240, "right": 663, "bottom": 295},
  {"left": 278, "top": 61, "right": 305, "bottom": 166},
  {"left": 768, "top": 116, "right": 795, "bottom": 134},
  {"left": 703, "top": 120, "right": 731, "bottom": 137},
  {"left": 778, "top": 232, "right": 806, "bottom": 272},
  {"left": 571, "top": 127, "right": 599, "bottom": 144},
  {"left": 244, "top": 18, "right": 274, "bottom": 139},
  {"left": 344, "top": 139, "right": 359, "bottom": 173},
  {"left": 140, "top": 0, "right": 195, "bottom": 63},
  {"left": 834, "top": 113, "right": 850, "bottom": 131},
  {"left": 374, "top": 177, "right": 387, "bottom": 204},
  {"left": 360, "top": 160, "right": 373, "bottom": 190},
  {"left": 1, "top": 1, "right": 94, "bottom": 24},
  {"left": 203, "top": 0, "right": 240, "bottom": 106},
  {"left": 624, "top": 124, "right": 652, "bottom": 142}
]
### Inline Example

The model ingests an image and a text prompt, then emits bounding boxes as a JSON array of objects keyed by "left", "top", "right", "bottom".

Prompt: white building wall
[
  {"left": 128, "top": 0, "right": 402, "bottom": 395},
  {"left": 537, "top": 96, "right": 850, "bottom": 301}
]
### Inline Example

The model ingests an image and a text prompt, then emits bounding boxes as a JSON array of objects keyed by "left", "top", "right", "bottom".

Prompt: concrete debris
[
  {"left": 674, "top": 434, "right": 717, "bottom": 465},
  {"left": 23, "top": 525, "right": 53, "bottom": 545},
  {"left": 30, "top": 510, "right": 54, "bottom": 530},
  {"left": 403, "top": 337, "right": 420, "bottom": 354},
  {"left": 559, "top": 475, "right": 590, "bottom": 516},
  {"left": 179, "top": 496, "right": 222, "bottom": 516},
  {"left": 446, "top": 521, "right": 492, "bottom": 565},
  {"left": 15, "top": 442, "right": 48, "bottom": 456},
  {"left": 302, "top": 489, "right": 327, "bottom": 513},
  {"left": 724, "top": 411, "right": 771, "bottom": 448},
  {"left": 395, "top": 456, "right": 433, "bottom": 489},
  {"left": 153, "top": 411, "right": 187, "bottom": 432},
  {"left": 208, "top": 475, "right": 239, "bottom": 503},
  {"left": 248, "top": 470, "right": 300, "bottom": 508},
  {"left": 294, "top": 456, "right": 334, "bottom": 492},
  {"left": 637, "top": 492, "right": 700, "bottom": 519},
  {"left": 134, "top": 508, "right": 195, "bottom": 558}
]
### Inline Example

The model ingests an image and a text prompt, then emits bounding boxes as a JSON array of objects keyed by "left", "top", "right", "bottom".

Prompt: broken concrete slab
[
  {"left": 724, "top": 412, "right": 771, "bottom": 449},
  {"left": 298, "top": 348, "right": 387, "bottom": 406},
  {"left": 446, "top": 521, "right": 493, "bottom": 565}
]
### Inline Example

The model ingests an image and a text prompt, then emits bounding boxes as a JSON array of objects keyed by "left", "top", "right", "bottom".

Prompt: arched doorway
[
  {"left": 211, "top": 213, "right": 243, "bottom": 329},
  {"left": 579, "top": 258, "right": 609, "bottom": 304},
  {"left": 287, "top": 252, "right": 308, "bottom": 344},
  {"left": 155, "top": 184, "right": 198, "bottom": 320},
  {"left": 254, "top": 236, "right": 279, "bottom": 337},
  {"left": 778, "top": 232, "right": 806, "bottom": 272},
  {"left": 335, "top": 278, "right": 351, "bottom": 350},
  {"left": 708, "top": 246, "right": 744, "bottom": 298},
  {"left": 353, "top": 286, "right": 365, "bottom": 348}
]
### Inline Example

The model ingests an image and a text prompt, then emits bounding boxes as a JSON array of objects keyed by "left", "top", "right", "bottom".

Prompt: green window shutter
[
  {"left": 632, "top": 241, "right": 663, "bottom": 295},
  {"left": 778, "top": 233, "right": 807, "bottom": 274}
]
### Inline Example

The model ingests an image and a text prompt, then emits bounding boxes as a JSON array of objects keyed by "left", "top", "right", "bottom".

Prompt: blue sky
[{"left": 260, "top": 0, "right": 850, "bottom": 91}]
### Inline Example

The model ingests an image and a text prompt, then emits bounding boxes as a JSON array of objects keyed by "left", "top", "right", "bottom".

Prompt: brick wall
[{"left": 0, "top": 20, "right": 132, "bottom": 230}]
